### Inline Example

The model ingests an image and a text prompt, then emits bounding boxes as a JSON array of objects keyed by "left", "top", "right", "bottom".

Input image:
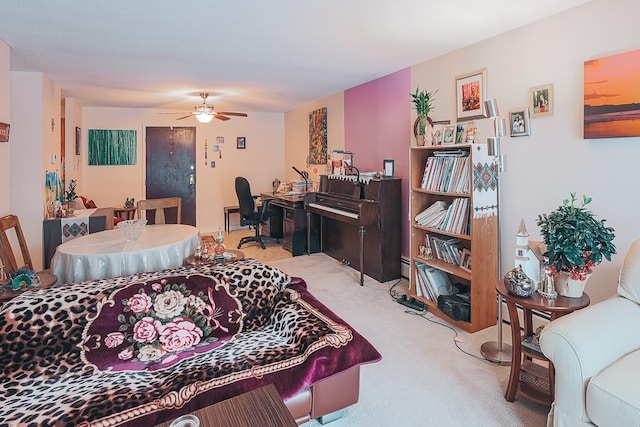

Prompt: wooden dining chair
[
  {"left": 137, "top": 197, "right": 182, "bottom": 225},
  {"left": 0, "top": 214, "right": 57, "bottom": 287}
]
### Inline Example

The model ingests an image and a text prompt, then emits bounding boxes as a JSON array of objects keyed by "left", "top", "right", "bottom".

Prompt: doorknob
[{"left": 189, "top": 173, "right": 195, "bottom": 185}]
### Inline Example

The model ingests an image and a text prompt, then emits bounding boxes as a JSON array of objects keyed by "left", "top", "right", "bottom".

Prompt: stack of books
[
  {"left": 414, "top": 198, "right": 469, "bottom": 235},
  {"left": 421, "top": 151, "right": 470, "bottom": 194},
  {"left": 424, "top": 234, "right": 463, "bottom": 266}
]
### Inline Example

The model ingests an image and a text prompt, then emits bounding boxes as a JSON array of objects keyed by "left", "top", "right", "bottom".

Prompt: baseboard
[{"left": 401, "top": 255, "right": 410, "bottom": 280}]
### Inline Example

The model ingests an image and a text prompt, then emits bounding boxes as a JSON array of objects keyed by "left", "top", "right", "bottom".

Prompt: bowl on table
[{"left": 117, "top": 219, "right": 147, "bottom": 241}]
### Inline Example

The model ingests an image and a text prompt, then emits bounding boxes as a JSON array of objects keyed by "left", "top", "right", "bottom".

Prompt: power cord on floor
[
  {"left": 388, "top": 278, "right": 403, "bottom": 301},
  {"left": 403, "top": 309, "right": 506, "bottom": 366}
]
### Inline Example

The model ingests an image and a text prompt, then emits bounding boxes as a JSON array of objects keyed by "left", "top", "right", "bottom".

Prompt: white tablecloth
[{"left": 51, "top": 224, "right": 200, "bottom": 284}]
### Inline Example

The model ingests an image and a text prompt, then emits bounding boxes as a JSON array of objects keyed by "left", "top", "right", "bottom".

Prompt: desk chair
[
  {"left": 137, "top": 197, "right": 182, "bottom": 225},
  {"left": 0, "top": 214, "right": 57, "bottom": 286},
  {"left": 235, "top": 177, "right": 279, "bottom": 249}
]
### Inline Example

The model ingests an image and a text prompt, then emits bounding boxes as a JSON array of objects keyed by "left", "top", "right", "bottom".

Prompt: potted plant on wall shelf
[
  {"left": 411, "top": 87, "right": 437, "bottom": 146},
  {"left": 536, "top": 192, "right": 616, "bottom": 297}
]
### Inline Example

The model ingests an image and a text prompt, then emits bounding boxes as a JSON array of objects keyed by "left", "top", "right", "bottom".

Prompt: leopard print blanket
[{"left": 0, "top": 259, "right": 381, "bottom": 426}]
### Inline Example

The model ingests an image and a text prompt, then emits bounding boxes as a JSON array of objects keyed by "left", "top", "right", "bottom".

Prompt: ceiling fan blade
[
  {"left": 217, "top": 112, "right": 248, "bottom": 117},
  {"left": 176, "top": 114, "right": 193, "bottom": 120},
  {"left": 214, "top": 114, "right": 231, "bottom": 121}
]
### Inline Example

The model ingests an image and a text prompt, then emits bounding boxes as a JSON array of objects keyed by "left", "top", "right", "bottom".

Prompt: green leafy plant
[
  {"left": 411, "top": 87, "right": 437, "bottom": 134},
  {"left": 65, "top": 179, "right": 78, "bottom": 202},
  {"left": 536, "top": 193, "right": 616, "bottom": 280}
]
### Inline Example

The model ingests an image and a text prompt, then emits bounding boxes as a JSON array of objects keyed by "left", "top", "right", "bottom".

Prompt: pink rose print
[
  {"left": 127, "top": 293, "right": 152, "bottom": 313},
  {"left": 152, "top": 283, "right": 162, "bottom": 292},
  {"left": 118, "top": 347, "right": 134, "bottom": 360},
  {"left": 104, "top": 332, "right": 125, "bottom": 348},
  {"left": 133, "top": 316, "right": 162, "bottom": 343},
  {"left": 159, "top": 317, "right": 203, "bottom": 352}
]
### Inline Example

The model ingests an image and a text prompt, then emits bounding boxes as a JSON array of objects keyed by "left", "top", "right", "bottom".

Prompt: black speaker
[{"left": 437, "top": 294, "right": 471, "bottom": 322}]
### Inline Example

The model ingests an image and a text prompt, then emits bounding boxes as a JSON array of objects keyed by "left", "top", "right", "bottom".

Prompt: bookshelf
[{"left": 409, "top": 143, "right": 498, "bottom": 333}]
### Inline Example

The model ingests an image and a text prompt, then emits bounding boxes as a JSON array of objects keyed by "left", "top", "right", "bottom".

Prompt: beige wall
[
  {"left": 284, "top": 92, "right": 344, "bottom": 185},
  {"left": 0, "top": 40, "right": 10, "bottom": 216},
  {"left": 10, "top": 71, "right": 60, "bottom": 270},
  {"left": 81, "top": 107, "right": 285, "bottom": 234},
  {"left": 409, "top": 0, "right": 640, "bottom": 304}
]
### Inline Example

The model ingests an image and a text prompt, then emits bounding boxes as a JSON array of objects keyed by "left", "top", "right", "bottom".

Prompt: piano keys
[{"left": 304, "top": 175, "right": 401, "bottom": 285}]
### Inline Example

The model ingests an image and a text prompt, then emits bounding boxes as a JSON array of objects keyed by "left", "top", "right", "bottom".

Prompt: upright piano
[{"left": 304, "top": 175, "right": 401, "bottom": 285}]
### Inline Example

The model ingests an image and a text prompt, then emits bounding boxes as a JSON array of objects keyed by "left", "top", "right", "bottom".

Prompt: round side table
[{"left": 496, "top": 281, "right": 590, "bottom": 406}]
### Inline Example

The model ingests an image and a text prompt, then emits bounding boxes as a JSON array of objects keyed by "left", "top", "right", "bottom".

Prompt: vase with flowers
[
  {"left": 536, "top": 193, "right": 616, "bottom": 297},
  {"left": 411, "top": 87, "right": 437, "bottom": 146}
]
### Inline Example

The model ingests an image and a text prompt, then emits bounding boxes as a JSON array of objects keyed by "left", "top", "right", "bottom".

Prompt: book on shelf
[
  {"left": 415, "top": 200, "right": 450, "bottom": 227},
  {"left": 415, "top": 262, "right": 452, "bottom": 301},
  {"left": 421, "top": 152, "right": 470, "bottom": 193}
]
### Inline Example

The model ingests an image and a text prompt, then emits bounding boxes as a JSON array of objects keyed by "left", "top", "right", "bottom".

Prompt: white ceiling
[{"left": 0, "top": 0, "right": 592, "bottom": 114}]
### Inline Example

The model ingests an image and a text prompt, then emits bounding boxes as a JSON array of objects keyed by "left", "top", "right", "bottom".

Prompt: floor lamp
[{"left": 480, "top": 98, "right": 512, "bottom": 366}]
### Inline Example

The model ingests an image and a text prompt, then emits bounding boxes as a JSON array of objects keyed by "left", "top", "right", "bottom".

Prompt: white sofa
[{"left": 540, "top": 239, "right": 640, "bottom": 427}]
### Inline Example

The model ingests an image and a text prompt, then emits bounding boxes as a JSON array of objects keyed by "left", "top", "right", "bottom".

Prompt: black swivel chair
[{"left": 235, "top": 177, "right": 279, "bottom": 249}]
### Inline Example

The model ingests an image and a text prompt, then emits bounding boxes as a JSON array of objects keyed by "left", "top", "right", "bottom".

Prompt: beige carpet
[{"left": 263, "top": 253, "right": 549, "bottom": 427}]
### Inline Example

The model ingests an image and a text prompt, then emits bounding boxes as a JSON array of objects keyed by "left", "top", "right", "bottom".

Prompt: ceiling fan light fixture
[{"left": 195, "top": 112, "right": 214, "bottom": 123}]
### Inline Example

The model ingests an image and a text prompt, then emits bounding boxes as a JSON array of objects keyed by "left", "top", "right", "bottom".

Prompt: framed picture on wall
[
  {"left": 530, "top": 83, "right": 553, "bottom": 117},
  {"left": 0, "top": 122, "right": 10, "bottom": 143},
  {"left": 509, "top": 108, "right": 531, "bottom": 137},
  {"left": 237, "top": 137, "right": 246, "bottom": 149},
  {"left": 455, "top": 69, "right": 487, "bottom": 121}
]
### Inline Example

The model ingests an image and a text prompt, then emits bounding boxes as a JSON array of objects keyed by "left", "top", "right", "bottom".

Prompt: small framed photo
[
  {"left": 455, "top": 69, "right": 487, "bottom": 121},
  {"left": 236, "top": 137, "right": 246, "bottom": 149},
  {"left": 460, "top": 248, "right": 472, "bottom": 272},
  {"left": 75, "top": 127, "right": 81, "bottom": 155},
  {"left": 457, "top": 121, "right": 477, "bottom": 144},
  {"left": 443, "top": 125, "right": 456, "bottom": 144},
  {"left": 383, "top": 159, "right": 394, "bottom": 178},
  {"left": 216, "top": 136, "right": 224, "bottom": 144},
  {"left": 530, "top": 83, "right": 553, "bottom": 117},
  {"left": 509, "top": 108, "right": 531, "bottom": 137},
  {"left": 432, "top": 124, "right": 445, "bottom": 145}
]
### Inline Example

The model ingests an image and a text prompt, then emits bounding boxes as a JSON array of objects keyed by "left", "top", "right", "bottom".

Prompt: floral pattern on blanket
[
  {"left": 82, "top": 274, "right": 242, "bottom": 371},
  {"left": 0, "top": 259, "right": 382, "bottom": 427}
]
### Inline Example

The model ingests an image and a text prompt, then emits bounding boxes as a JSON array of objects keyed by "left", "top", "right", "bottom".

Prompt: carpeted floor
[
  {"left": 207, "top": 229, "right": 549, "bottom": 426},
  {"left": 265, "top": 254, "right": 549, "bottom": 427}
]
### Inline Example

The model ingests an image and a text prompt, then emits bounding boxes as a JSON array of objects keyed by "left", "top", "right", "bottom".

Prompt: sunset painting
[{"left": 584, "top": 49, "right": 640, "bottom": 139}]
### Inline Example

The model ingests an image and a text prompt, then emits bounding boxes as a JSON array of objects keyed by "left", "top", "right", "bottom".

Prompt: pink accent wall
[{"left": 344, "top": 68, "right": 411, "bottom": 257}]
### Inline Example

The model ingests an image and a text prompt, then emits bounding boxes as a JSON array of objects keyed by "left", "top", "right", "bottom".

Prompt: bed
[{"left": 0, "top": 258, "right": 381, "bottom": 426}]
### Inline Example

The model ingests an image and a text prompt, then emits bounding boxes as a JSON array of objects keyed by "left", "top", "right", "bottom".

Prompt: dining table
[{"left": 50, "top": 224, "right": 200, "bottom": 284}]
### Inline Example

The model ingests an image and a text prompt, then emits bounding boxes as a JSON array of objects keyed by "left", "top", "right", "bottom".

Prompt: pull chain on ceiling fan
[{"left": 159, "top": 93, "right": 248, "bottom": 123}]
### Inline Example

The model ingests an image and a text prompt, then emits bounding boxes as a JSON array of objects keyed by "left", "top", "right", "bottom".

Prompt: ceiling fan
[{"left": 159, "top": 93, "right": 248, "bottom": 123}]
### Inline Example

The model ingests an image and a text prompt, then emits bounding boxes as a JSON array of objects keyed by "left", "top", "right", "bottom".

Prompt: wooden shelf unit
[{"left": 409, "top": 144, "right": 498, "bottom": 333}]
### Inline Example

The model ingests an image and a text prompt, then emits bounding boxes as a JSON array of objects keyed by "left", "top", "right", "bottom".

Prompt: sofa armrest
[{"left": 540, "top": 296, "right": 640, "bottom": 424}]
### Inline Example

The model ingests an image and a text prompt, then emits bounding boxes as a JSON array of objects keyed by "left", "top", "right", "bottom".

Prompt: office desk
[
  {"left": 261, "top": 193, "right": 318, "bottom": 256},
  {"left": 42, "top": 208, "right": 114, "bottom": 269},
  {"left": 51, "top": 224, "right": 199, "bottom": 284}
]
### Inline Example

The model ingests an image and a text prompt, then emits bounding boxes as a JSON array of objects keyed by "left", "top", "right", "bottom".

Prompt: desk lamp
[{"left": 480, "top": 98, "right": 511, "bottom": 366}]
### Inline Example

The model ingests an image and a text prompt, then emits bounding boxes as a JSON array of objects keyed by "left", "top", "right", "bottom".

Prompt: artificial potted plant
[
  {"left": 536, "top": 192, "right": 616, "bottom": 297},
  {"left": 64, "top": 179, "right": 78, "bottom": 216},
  {"left": 411, "top": 87, "right": 437, "bottom": 146}
]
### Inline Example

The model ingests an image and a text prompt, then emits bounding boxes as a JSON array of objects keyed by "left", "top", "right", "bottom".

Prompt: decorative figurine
[
  {"left": 503, "top": 266, "right": 536, "bottom": 297},
  {"left": 213, "top": 228, "right": 226, "bottom": 261}
]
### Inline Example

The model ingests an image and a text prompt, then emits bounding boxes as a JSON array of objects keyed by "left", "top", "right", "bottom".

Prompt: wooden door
[{"left": 145, "top": 127, "right": 196, "bottom": 226}]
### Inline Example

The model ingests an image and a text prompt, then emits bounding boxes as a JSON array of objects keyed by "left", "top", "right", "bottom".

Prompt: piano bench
[{"left": 224, "top": 205, "right": 240, "bottom": 232}]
